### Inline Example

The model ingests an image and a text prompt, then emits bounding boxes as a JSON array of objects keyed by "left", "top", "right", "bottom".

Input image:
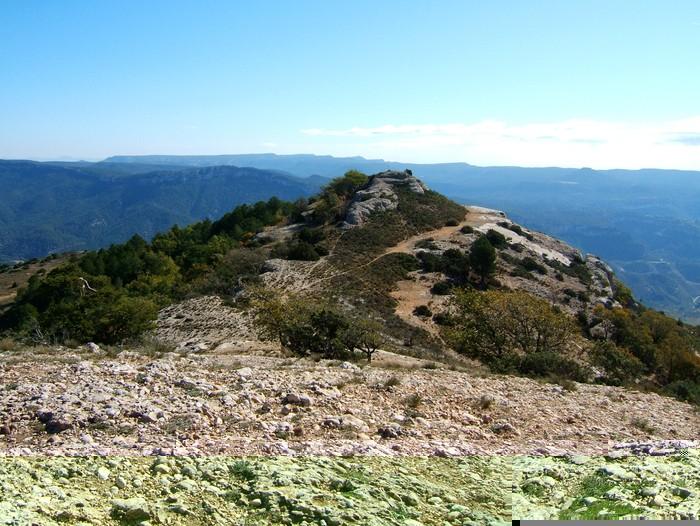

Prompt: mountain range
[
  {"left": 0, "top": 160, "right": 321, "bottom": 262},
  {"left": 2, "top": 153, "right": 700, "bottom": 323}
]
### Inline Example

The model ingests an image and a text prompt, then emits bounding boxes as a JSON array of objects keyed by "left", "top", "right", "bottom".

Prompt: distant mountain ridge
[
  {"left": 0, "top": 160, "right": 321, "bottom": 262},
  {"left": 4, "top": 153, "right": 700, "bottom": 322}
]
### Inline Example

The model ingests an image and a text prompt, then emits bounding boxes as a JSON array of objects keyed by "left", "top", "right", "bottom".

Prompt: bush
[
  {"left": 431, "top": 281, "right": 452, "bottom": 295},
  {"left": 286, "top": 242, "right": 320, "bottom": 261},
  {"left": 498, "top": 221, "right": 534, "bottom": 241},
  {"left": 413, "top": 305, "right": 432, "bottom": 317},
  {"left": 485, "top": 229, "right": 508, "bottom": 248},
  {"left": 460, "top": 225, "right": 474, "bottom": 234},
  {"left": 517, "top": 351, "right": 589, "bottom": 382},
  {"left": 250, "top": 292, "right": 383, "bottom": 361},
  {"left": 445, "top": 219, "right": 460, "bottom": 227},
  {"left": 521, "top": 257, "right": 547, "bottom": 275},
  {"left": 417, "top": 251, "right": 442, "bottom": 272},
  {"left": 664, "top": 380, "right": 700, "bottom": 406},
  {"left": 441, "top": 249, "right": 470, "bottom": 280},
  {"left": 298, "top": 227, "right": 326, "bottom": 245},
  {"left": 447, "top": 289, "right": 579, "bottom": 367},
  {"left": 415, "top": 239, "right": 438, "bottom": 250},
  {"left": 432, "top": 312, "right": 454, "bottom": 326},
  {"left": 590, "top": 341, "right": 644, "bottom": 385}
]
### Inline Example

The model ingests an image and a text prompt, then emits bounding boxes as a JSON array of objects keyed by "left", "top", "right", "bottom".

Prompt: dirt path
[{"left": 386, "top": 208, "right": 486, "bottom": 338}]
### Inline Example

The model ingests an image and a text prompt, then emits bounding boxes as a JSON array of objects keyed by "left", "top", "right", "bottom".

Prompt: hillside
[
  {"left": 107, "top": 154, "right": 700, "bottom": 323},
  {"left": 2, "top": 168, "right": 699, "bottom": 400},
  {"left": 7, "top": 153, "right": 700, "bottom": 322},
  {"left": 0, "top": 160, "right": 321, "bottom": 262},
  {"left": 1, "top": 169, "right": 699, "bottom": 522}
]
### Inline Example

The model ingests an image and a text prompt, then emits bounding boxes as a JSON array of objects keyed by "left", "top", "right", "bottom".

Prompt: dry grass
[{"left": 0, "top": 337, "right": 20, "bottom": 352}]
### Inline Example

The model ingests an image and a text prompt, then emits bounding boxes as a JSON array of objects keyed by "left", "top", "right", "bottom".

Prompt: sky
[{"left": 1, "top": 0, "right": 700, "bottom": 169}]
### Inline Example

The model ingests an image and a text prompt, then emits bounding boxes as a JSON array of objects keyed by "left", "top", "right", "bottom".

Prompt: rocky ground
[
  {"left": 1, "top": 448, "right": 697, "bottom": 524},
  {"left": 514, "top": 446, "right": 700, "bottom": 520},
  {"left": 0, "top": 455, "right": 512, "bottom": 526},
  {"left": 1, "top": 345, "right": 697, "bottom": 458}
]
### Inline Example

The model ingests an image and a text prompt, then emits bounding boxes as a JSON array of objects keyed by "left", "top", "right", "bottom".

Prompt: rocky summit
[{"left": 344, "top": 170, "right": 428, "bottom": 227}]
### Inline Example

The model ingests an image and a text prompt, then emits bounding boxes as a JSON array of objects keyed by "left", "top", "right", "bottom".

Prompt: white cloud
[{"left": 301, "top": 117, "right": 700, "bottom": 169}]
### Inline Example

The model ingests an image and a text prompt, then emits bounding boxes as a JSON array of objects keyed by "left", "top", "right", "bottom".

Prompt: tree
[
  {"left": 328, "top": 170, "right": 368, "bottom": 197},
  {"left": 469, "top": 236, "right": 496, "bottom": 287},
  {"left": 94, "top": 296, "right": 158, "bottom": 344},
  {"left": 341, "top": 318, "right": 384, "bottom": 362},
  {"left": 250, "top": 290, "right": 313, "bottom": 356},
  {"left": 590, "top": 340, "right": 644, "bottom": 386},
  {"left": 447, "top": 289, "right": 578, "bottom": 369},
  {"left": 485, "top": 229, "right": 508, "bottom": 248},
  {"left": 308, "top": 308, "right": 348, "bottom": 357}
]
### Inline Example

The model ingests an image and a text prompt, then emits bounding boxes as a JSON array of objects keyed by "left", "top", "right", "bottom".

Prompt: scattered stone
[
  {"left": 672, "top": 487, "right": 693, "bottom": 499},
  {"left": 378, "top": 424, "right": 402, "bottom": 439},
  {"left": 236, "top": 367, "right": 253, "bottom": 379},
  {"left": 651, "top": 495, "right": 666, "bottom": 507},
  {"left": 640, "top": 487, "right": 658, "bottom": 497},
  {"left": 85, "top": 342, "right": 101, "bottom": 353},
  {"left": 111, "top": 497, "right": 151, "bottom": 521},
  {"left": 282, "top": 393, "right": 312, "bottom": 407},
  {"left": 599, "top": 465, "right": 634, "bottom": 481},
  {"left": 491, "top": 421, "right": 518, "bottom": 435}
]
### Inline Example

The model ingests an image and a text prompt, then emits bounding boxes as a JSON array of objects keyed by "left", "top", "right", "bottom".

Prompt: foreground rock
[
  {"left": 0, "top": 455, "right": 511, "bottom": 525},
  {"left": 514, "top": 448, "right": 700, "bottom": 520},
  {"left": 0, "top": 345, "right": 697, "bottom": 457}
]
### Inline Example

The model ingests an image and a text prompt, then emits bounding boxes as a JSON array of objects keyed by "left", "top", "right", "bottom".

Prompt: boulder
[{"left": 111, "top": 497, "right": 151, "bottom": 521}]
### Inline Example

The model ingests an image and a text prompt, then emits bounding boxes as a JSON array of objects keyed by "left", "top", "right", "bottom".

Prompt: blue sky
[{"left": 1, "top": 1, "right": 700, "bottom": 168}]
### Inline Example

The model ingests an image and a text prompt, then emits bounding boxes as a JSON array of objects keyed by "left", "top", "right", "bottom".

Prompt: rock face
[
  {"left": 344, "top": 170, "right": 428, "bottom": 227},
  {"left": 586, "top": 255, "right": 620, "bottom": 308}
]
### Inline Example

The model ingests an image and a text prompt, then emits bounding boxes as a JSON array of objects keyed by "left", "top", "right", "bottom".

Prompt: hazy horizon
[{"left": 2, "top": 1, "right": 700, "bottom": 169}]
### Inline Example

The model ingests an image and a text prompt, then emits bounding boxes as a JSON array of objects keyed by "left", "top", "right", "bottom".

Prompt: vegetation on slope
[
  {"left": 1, "top": 168, "right": 698, "bottom": 407},
  {"left": 0, "top": 160, "right": 320, "bottom": 262},
  {"left": 0, "top": 198, "right": 300, "bottom": 343}
]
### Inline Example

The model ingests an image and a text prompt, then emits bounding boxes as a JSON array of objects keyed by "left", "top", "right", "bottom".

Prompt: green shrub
[
  {"left": 517, "top": 351, "right": 589, "bottom": 382},
  {"left": 441, "top": 249, "right": 470, "bottom": 280},
  {"left": 664, "top": 380, "right": 700, "bottom": 406},
  {"left": 432, "top": 312, "right": 454, "bottom": 326},
  {"left": 286, "top": 242, "right": 320, "bottom": 261},
  {"left": 447, "top": 289, "right": 579, "bottom": 365},
  {"left": 485, "top": 229, "right": 508, "bottom": 248},
  {"left": 431, "top": 281, "right": 452, "bottom": 295},
  {"left": 413, "top": 305, "right": 432, "bottom": 317},
  {"left": 521, "top": 257, "right": 547, "bottom": 275},
  {"left": 498, "top": 221, "right": 534, "bottom": 241},
  {"left": 416, "top": 251, "right": 441, "bottom": 272},
  {"left": 415, "top": 238, "right": 438, "bottom": 250},
  {"left": 298, "top": 227, "right": 326, "bottom": 244},
  {"left": 460, "top": 225, "right": 474, "bottom": 234},
  {"left": 590, "top": 341, "right": 644, "bottom": 385}
]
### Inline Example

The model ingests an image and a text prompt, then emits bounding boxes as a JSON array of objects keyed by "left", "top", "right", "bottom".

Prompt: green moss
[{"left": 559, "top": 475, "right": 641, "bottom": 520}]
